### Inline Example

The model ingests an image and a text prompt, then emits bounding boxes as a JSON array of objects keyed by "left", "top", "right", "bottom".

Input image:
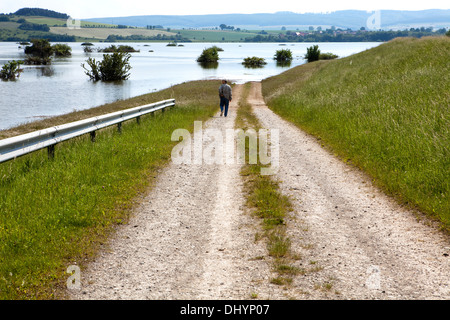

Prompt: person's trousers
[{"left": 220, "top": 97, "right": 230, "bottom": 117}]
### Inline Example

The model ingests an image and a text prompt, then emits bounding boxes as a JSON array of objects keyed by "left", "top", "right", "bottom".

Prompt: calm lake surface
[{"left": 0, "top": 42, "right": 381, "bottom": 130}]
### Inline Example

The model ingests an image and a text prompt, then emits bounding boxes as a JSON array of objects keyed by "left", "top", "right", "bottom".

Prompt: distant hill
[
  {"left": 86, "top": 10, "right": 450, "bottom": 30},
  {"left": 13, "top": 8, "right": 70, "bottom": 20},
  {"left": 0, "top": 8, "right": 77, "bottom": 41}
]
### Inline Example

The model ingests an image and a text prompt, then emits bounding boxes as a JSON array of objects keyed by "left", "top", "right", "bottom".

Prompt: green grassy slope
[
  {"left": 0, "top": 80, "right": 220, "bottom": 299},
  {"left": 262, "top": 36, "right": 450, "bottom": 228}
]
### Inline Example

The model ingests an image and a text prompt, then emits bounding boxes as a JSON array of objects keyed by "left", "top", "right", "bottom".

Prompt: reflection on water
[
  {"left": 198, "top": 61, "right": 219, "bottom": 69},
  {"left": 0, "top": 42, "right": 381, "bottom": 130},
  {"left": 276, "top": 61, "right": 292, "bottom": 68},
  {"left": 243, "top": 65, "right": 266, "bottom": 69},
  {"left": 38, "top": 66, "right": 55, "bottom": 77}
]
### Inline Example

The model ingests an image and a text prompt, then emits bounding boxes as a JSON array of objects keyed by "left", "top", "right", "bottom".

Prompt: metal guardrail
[{"left": 0, "top": 99, "right": 175, "bottom": 163}]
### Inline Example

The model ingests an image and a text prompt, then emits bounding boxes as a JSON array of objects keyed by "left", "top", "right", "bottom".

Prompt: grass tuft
[{"left": 236, "top": 82, "right": 299, "bottom": 287}]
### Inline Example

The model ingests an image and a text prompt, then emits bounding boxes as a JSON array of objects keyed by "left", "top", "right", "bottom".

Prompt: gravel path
[
  {"left": 69, "top": 82, "right": 449, "bottom": 300},
  {"left": 70, "top": 84, "right": 288, "bottom": 300}
]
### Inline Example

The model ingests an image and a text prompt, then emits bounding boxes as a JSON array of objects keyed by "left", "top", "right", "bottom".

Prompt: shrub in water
[
  {"left": 52, "top": 44, "right": 72, "bottom": 57},
  {"left": 82, "top": 52, "right": 132, "bottom": 81},
  {"left": 197, "top": 46, "right": 220, "bottom": 63},
  {"left": 0, "top": 60, "right": 23, "bottom": 80},
  {"left": 24, "top": 39, "right": 53, "bottom": 65},
  {"left": 305, "top": 45, "right": 320, "bottom": 62},
  {"left": 242, "top": 56, "right": 267, "bottom": 68},
  {"left": 274, "top": 49, "right": 293, "bottom": 62},
  {"left": 319, "top": 52, "right": 338, "bottom": 60}
]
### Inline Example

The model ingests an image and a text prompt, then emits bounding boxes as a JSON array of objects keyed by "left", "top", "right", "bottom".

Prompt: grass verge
[
  {"left": 263, "top": 36, "right": 450, "bottom": 231},
  {"left": 235, "top": 83, "right": 300, "bottom": 287},
  {"left": 0, "top": 80, "right": 220, "bottom": 299}
]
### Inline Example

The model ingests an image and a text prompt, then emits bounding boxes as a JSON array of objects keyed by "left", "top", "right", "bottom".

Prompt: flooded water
[{"left": 0, "top": 41, "right": 380, "bottom": 130}]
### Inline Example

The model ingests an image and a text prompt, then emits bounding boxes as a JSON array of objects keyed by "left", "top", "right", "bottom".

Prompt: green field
[
  {"left": 0, "top": 15, "right": 120, "bottom": 41},
  {"left": 26, "top": 16, "right": 116, "bottom": 28},
  {"left": 0, "top": 80, "right": 220, "bottom": 299},
  {"left": 0, "top": 14, "right": 285, "bottom": 42},
  {"left": 262, "top": 36, "right": 450, "bottom": 228},
  {"left": 176, "top": 29, "right": 258, "bottom": 42},
  {"left": 49, "top": 26, "right": 176, "bottom": 41}
]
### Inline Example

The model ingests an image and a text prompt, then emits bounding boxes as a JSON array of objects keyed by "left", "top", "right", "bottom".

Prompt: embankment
[{"left": 262, "top": 36, "right": 450, "bottom": 229}]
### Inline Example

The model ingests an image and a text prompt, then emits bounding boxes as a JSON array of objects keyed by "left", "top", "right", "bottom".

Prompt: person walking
[{"left": 219, "top": 80, "right": 232, "bottom": 117}]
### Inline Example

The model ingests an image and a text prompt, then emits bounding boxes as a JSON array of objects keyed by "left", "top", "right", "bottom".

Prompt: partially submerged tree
[
  {"left": 24, "top": 39, "right": 53, "bottom": 65},
  {"left": 305, "top": 45, "right": 320, "bottom": 62},
  {"left": 242, "top": 56, "right": 267, "bottom": 68},
  {"left": 197, "top": 46, "right": 220, "bottom": 63},
  {"left": 52, "top": 44, "right": 72, "bottom": 57},
  {"left": 319, "top": 52, "right": 338, "bottom": 60},
  {"left": 0, "top": 60, "right": 23, "bottom": 80},
  {"left": 82, "top": 52, "right": 132, "bottom": 81},
  {"left": 98, "top": 45, "right": 139, "bottom": 53},
  {"left": 305, "top": 45, "right": 338, "bottom": 62},
  {"left": 274, "top": 48, "right": 293, "bottom": 62}
]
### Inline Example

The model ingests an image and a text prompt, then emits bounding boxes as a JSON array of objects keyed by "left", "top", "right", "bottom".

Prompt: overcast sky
[{"left": 2, "top": 0, "right": 449, "bottom": 19}]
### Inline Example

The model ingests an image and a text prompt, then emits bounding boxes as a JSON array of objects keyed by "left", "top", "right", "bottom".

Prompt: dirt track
[{"left": 70, "top": 82, "right": 449, "bottom": 300}]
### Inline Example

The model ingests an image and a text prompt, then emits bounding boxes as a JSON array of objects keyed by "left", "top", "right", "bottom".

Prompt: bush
[
  {"left": 197, "top": 46, "right": 220, "bottom": 63},
  {"left": 319, "top": 52, "right": 338, "bottom": 60},
  {"left": 52, "top": 44, "right": 72, "bottom": 57},
  {"left": 305, "top": 45, "right": 320, "bottom": 62},
  {"left": 447, "top": 30, "right": 450, "bottom": 37},
  {"left": 274, "top": 49, "right": 293, "bottom": 62},
  {"left": 211, "top": 45, "right": 224, "bottom": 52},
  {"left": 99, "top": 45, "right": 139, "bottom": 53},
  {"left": 242, "top": 56, "right": 267, "bottom": 68},
  {"left": 24, "top": 39, "right": 53, "bottom": 65},
  {"left": 0, "top": 60, "right": 23, "bottom": 80},
  {"left": 82, "top": 52, "right": 132, "bottom": 81}
]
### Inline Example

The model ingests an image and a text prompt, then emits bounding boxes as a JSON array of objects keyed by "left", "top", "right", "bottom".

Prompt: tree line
[
  {"left": 245, "top": 29, "right": 449, "bottom": 42},
  {"left": 106, "top": 34, "right": 190, "bottom": 42}
]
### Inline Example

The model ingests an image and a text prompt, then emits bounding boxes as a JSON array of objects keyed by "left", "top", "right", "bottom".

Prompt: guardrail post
[
  {"left": 136, "top": 116, "right": 141, "bottom": 125},
  {"left": 48, "top": 145, "right": 55, "bottom": 160},
  {"left": 117, "top": 122, "right": 122, "bottom": 134},
  {"left": 90, "top": 131, "right": 96, "bottom": 142}
]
